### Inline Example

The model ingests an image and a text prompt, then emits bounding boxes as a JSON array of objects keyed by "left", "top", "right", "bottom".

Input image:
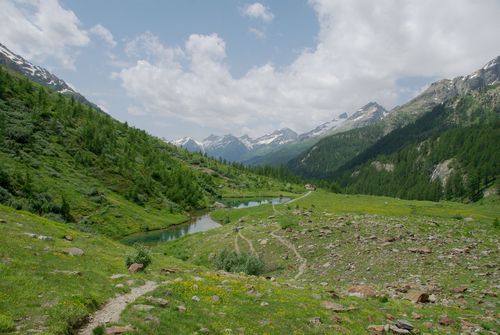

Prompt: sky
[{"left": 0, "top": 0, "right": 499, "bottom": 141}]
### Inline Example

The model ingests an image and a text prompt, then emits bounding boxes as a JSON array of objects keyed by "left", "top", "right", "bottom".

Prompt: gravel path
[{"left": 77, "top": 281, "right": 158, "bottom": 335}]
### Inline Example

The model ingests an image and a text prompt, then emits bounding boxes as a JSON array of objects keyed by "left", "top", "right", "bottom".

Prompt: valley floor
[{"left": 0, "top": 190, "right": 498, "bottom": 334}]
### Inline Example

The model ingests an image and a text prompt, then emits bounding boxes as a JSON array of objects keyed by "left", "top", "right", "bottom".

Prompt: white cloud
[
  {"left": 243, "top": 2, "right": 274, "bottom": 23},
  {"left": 117, "top": 0, "right": 500, "bottom": 137},
  {"left": 249, "top": 27, "right": 266, "bottom": 39},
  {"left": 90, "top": 24, "right": 116, "bottom": 48},
  {"left": 0, "top": 0, "right": 90, "bottom": 69}
]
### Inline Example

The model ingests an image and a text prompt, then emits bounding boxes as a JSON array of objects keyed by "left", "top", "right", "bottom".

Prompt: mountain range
[{"left": 173, "top": 102, "right": 388, "bottom": 162}]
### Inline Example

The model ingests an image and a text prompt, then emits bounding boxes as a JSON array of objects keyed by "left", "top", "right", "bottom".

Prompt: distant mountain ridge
[
  {"left": 0, "top": 43, "right": 98, "bottom": 110},
  {"left": 173, "top": 102, "right": 388, "bottom": 162}
]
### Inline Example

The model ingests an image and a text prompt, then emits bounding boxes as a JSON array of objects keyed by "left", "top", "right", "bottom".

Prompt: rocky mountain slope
[
  {"left": 0, "top": 43, "right": 98, "bottom": 109},
  {"left": 289, "top": 55, "right": 500, "bottom": 178}
]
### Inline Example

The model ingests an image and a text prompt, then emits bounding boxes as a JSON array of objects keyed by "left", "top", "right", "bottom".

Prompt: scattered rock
[
  {"left": 110, "top": 274, "right": 128, "bottom": 279},
  {"left": 128, "top": 263, "right": 144, "bottom": 273},
  {"left": 260, "top": 239, "right": 268, "bottom": 245},
  {"left": 177, "top": 305, "right": 187, "bottom": 313},
  {"left": 160, "top": 268, "right": 178, "bottom": 274},
  {"left": 260, "top": 301, "right": 269, "bottom": 306},
  {"left": 320, "top": 301, "right": 349, "bottom": 311},
  {"left": 37, "top": 235, "right": 53, "bottom": 241},
  {"left": 439, "top": 315, "right": 454, "bottom": 326},
  {"left": 450, "top": 286, "right": 468, "bottom": 293},
  {"left": 309, "top": 317, "right": 322, "bottom": 326},
  {"left": 395, "top": 320, "right": 414, "bottom": 331},
  {"left": 389, "top": 325, "right": 410, "bottom": 334},
  {"left": 367, "top": 325, "right": 387, "bottom": 334},
  {"left": 63, "top": 247, "right": 84, "bottom": 256},
  {"left": 405, "top": 290, "right": 429, "bottom": 303},
  {"left": 22, "top": 232, "right": 37, "bottom": 238},
  {"left": 259, "top": 320, "right": 270, "bottom": 326},
  {"left": 408, "top": 247, "right": 432, "bottom": 254},
  {"left": 63, "top": 235, "right": 73, "bottom": 241},
  {"left": 411, "top": 312, "right": 422, "bottom": 320},
  {"left": 0, "top": 219, "right": 6, "bottom": 224},
  {"left": 192, "top": 295, "right": 200, "bottom": 302},
  {"left": 133, "top": 304, "right": 154, "bottom": 311},
  {"left": 428, "top": 294, "right": 437, "bottom": 303},
  {"left": 147, "top": 297, "right": 169, "bottom": 307},
  {"left": 106, "top": 325, "right": 135, "bottom": 334},
  {"left": 199, "top": 327, "right": 210, "bottom": 334},
  {"left": 211, "top": 295, "right": 220, "bottom": 302},
  {"left": 144, "top": 314, "right": 160, "bottom": 323},
  {"left": 347, "top": 285, "right": 377, "bottom": 298},
  {"left": 52, "top": 270, "right": 81, "bottom": 276}
]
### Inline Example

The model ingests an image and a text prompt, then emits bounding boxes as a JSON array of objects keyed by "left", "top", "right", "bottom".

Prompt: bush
[
  {"left": 125, "top": 244, "right": 152, "bottom": 269},
  {"left": 0, "top": 314, "right": 14, "bottom": 332},
  {"left": 278, "top": 215, "right": 299, "bottom": 230},
  {"left": 214, "top": 249, "right": 264, "bottom": 275}
]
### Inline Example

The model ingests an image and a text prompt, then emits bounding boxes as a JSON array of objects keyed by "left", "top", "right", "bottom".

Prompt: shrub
[
  {"left": 278, "top": 215, "right": 299, "bottom": 230},
  {"left": 92, "top": 325, "right": 105, "bottom": 335},
  {"left": 125, "top": 244, "right": 152, "bottom": 269},
  {"left": 214, "top": 249, "right": 264, "bottom": 275}
]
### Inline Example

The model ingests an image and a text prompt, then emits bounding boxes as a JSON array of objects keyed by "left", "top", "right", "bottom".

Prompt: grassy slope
[
  {"left": 0, "top": 66, "right": 303, "bottom": 239},
  {"left": 3, "top": 194, "right": 498, "bottom": 334},
  {"left": 162, "top": 190, "right": 499, "bottom": 333}
]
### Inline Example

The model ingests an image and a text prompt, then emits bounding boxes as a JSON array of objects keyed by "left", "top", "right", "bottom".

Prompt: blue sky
[{"left": 1, "top": 0, "right": 499, "bottom": 140}]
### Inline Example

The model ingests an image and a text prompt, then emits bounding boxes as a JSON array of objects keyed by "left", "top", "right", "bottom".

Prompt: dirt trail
[
  {"left": 269, "top": 192, "right": 312, "bottom": 280},
  {"left": 234, "top": 229, "right": 257, "bottom": 256},
  {"left": 234, "top": 233, "right": 240, "bottom": 254},
  {"left": 285, "top": 191, "right": 312, "bottom": 204},
  {"left": 77, "top": 281, "right": 158, "bottom": 335},
  {"left": 238, "top": 230, "right": 257, "bottom": 256},
  {"left": 270, "top": 228, "right": 307, "bottom": 280}
]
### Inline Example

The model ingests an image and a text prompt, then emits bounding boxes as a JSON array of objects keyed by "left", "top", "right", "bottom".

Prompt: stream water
[{"left": 120, "top": 197, "right": 290, "bottom": 245}]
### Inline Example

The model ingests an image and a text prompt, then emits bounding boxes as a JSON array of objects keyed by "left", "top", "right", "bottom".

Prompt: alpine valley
[{"left": 0, "top": 5, "right": 499, "bottom": 335}]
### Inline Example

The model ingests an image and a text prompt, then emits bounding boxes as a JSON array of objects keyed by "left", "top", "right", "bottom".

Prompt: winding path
[
  {"left": 234, "top": 229, "right": 257, "bottom": 256},
  {"left": 270, "top": 228, "right": 307, "bottom": 280},
  {"left": 238, "top": 230, "right": 257, "bottom": 256},
  {"left": 268, "top": 191, "right": 313, "bottom": 280},
  {"left": 285, "top": 191, "right": 312, "bottom": 204},
  {"left": 77, "top": 281, "right": 158, "bottom": 335}
]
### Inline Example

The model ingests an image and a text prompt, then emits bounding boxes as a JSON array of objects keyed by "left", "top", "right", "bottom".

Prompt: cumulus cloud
[
  {"left": 0, "top": 0, "right": 90, "bottom": 69},
  {"left": 90, "top": 24, "right": 116, "bottom": 48},
  {"left": 243, "top": 2, "right": 274, "bottom": 23},
  {"left": 117, "top": 0, "right": 500, "bottom": 137}
]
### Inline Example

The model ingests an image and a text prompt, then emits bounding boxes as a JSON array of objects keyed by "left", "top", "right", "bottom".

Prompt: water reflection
[{"left": 121, "top": 197, "right": 290, "bottom": 245}]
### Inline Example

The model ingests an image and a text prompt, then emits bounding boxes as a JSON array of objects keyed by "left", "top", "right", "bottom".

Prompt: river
[{"left": 120, "top": 196, "right": 290, "bottom": 245}]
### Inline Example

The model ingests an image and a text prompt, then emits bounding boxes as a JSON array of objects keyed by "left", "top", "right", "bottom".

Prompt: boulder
[
  {"left": 439, "top": 315, "right": 454, "bottom": 326},
  {"left": 147, "top": 297, "right": 169, "bottom": 307},
  {"left": 405, "top": 290, "right": 429, "bottom": 303},
  {"left": 63, "top": 235, "right": 73, "bottom": 241},
  {"left": 347, "top": 285, "right": 377, "bottom": 298},
  {"left": 395, "top": 320, "right": 414, "bottom": 331},
  {"left": 177, "top": 305, "right": 186, "bottom": 313},
  {"left": 320, "top": 301, "right": 348, "bottom": 312},
  {"left": 63, "top": 248, "right": 84, "bottom": 256},
  {"left": 128, "top": 263, "right": 144, "bottom": 273}
]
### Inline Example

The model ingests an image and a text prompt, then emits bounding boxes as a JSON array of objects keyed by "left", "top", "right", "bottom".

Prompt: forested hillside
[
  {"left": 287, "top": 124, "right": 385, "bottom": 178},
  {"left": 0, "top": 66, "right": 300, "bottom": 237},
  {"left": 334, "top": 85, "right": 500, "bottom": 201}
]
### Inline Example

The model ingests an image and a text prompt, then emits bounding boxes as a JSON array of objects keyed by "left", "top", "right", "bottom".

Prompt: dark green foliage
[
  {"left": 214, "top": 249, "right": 264, "bottom": 275},
  {"left": 334, "top": 86, "right": 500, "bottom": 202},
  {"left": 287, "top": 124, "right": 385, "bottom": 178},
  {"left": 125, "top": 244, "right": 152, "bottom": 269},
  {"left": 92, "top": 325, "right": 105, "bottom": 335},
  {"left": 0, "top": 66, "right": 220, "bottom": 217}
]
